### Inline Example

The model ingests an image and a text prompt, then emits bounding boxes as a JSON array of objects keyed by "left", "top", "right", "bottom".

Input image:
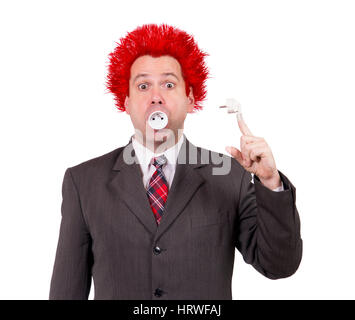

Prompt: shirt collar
[{"left": 132, "top": 133, "right": 185, "bottom": 169}]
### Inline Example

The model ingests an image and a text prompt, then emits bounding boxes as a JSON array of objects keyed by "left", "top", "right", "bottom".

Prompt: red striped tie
[{"left": 147, "top": 155, "right": 169, "bottom": 225}]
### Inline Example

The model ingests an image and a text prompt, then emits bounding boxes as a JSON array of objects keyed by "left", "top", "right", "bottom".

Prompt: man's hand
[{"left": 225, "top": 114, "right": 282, "bottom": 190}]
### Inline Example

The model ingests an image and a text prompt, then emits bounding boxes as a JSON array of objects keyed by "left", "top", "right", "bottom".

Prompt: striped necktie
[{"left": 147, "top": 155, "right": 169, "bottom": 225}]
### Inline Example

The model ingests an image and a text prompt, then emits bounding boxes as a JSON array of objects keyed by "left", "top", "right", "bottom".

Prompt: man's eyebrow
[
  {"left": 132, "top": 73, "right": 149, "bottom": 83},
  {"left": 161, "top": 72, "right": 179, "bottom": 81}
]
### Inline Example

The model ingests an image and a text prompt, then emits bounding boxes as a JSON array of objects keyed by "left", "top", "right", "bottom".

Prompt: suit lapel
[
  {"left": 109, "top": 137, "right": 158, "bottom": 235},
  {"left": 154, "top": 137, "right": 206, "bottom": 241},
  {"left": 109, "top": 135, "right": 207, "bottom": 238}
]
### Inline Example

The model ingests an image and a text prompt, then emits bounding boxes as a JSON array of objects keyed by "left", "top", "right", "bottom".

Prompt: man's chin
[
  {"left": 144, "top": 128, "right": 177, "bottom": 151},
  {"left": 153, "top": 130, "right": 169, "bottom": 141}
]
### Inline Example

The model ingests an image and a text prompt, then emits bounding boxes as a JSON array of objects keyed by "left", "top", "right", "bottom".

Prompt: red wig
[{"left": 106, "top": 24, "right": 209, "bottom": 112}]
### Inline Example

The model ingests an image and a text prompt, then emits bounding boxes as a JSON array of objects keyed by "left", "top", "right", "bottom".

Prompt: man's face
[{"left": 124, "top": 55, "right": 195, "bottom": 148}]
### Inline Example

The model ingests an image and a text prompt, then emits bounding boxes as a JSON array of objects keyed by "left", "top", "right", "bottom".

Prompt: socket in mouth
[{"left": 147, "top": 110, "right": 169, "bottom": 130}]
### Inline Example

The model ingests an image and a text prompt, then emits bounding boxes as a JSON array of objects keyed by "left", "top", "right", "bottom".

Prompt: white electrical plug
[{"left": 219, "top": 98, "right": 242, "bottom": 116}]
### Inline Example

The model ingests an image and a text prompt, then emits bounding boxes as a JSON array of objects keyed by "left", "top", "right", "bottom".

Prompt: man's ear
[
  {"left": 187, "top": 86, "right": 195, "bottom": 113},
  {"left": 124, "top": 96, "right": 130, "bottom": 114}
]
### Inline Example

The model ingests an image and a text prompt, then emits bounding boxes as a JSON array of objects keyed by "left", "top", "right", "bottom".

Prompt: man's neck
[{"left": 134, "top": 131, "right": 183, "bottom": 153}]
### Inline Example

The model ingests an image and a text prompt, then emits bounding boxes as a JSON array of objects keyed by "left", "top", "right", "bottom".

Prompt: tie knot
[{"left": 152, "top": 155, "right": 167, "bottom": 169}]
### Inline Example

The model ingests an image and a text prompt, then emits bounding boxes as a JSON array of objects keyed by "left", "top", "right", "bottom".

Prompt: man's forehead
[{"left": 130, "top": 55, "right": 183, "bottom": 79}]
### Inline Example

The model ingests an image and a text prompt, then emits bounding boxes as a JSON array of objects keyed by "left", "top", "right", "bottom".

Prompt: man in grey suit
[{"left": 49, "top": 24, "right": 302, "bottom": 300}]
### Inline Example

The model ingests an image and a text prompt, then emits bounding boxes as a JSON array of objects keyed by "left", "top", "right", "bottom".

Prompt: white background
[{"left": 0, "top": 0, "right": 354, "bottom": 300}]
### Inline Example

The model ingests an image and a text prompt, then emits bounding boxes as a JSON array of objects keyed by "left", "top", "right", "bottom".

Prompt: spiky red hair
[{"left": 106, "top": 24, "right": 209, "bottom": 112}]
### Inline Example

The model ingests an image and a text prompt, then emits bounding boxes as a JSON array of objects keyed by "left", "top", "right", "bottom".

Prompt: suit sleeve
[
  {"left": 49, "top": 168, "right": 93, "bottom": 299},
  {"left": 235, "top": 169, "right": 302, "bottom": 279}
]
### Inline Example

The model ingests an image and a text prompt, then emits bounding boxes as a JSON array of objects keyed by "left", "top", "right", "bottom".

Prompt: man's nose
[
  {"left": 151, "top": 97, "right": 163, "bottom": 105},
  {"left": 151, "top": 90, "right": 165, "bottom": 105}
]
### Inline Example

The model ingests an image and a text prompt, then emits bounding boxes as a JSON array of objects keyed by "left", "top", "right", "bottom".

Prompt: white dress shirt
[
  {"left": 131, "top": 134, "right": 284, "bottom": 192},
  {"left": 132, "top": 134, "right": 185, "bottom": 190}
]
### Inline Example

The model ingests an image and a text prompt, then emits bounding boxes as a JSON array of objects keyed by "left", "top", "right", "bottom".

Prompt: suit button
[
  {"left": 153, "top": 246, "right": 161, "bottom": 255},
  {"left": 154, "top": 288, "right": 164, "bottom": 297}
]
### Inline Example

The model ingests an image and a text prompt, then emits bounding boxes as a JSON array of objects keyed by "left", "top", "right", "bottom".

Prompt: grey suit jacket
[{"left": 49, "top": 136, "right": 302, "bottom": 300}]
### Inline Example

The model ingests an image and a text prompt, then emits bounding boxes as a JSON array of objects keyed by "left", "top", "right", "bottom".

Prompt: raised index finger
[{"left": 237, "top": 114, "right": 253, "bottom": 136}]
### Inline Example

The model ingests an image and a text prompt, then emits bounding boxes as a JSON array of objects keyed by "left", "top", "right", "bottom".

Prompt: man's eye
[
  {"left": 165, "top": 82, "right": 175, "bottom": 89},
  {"left": 138, "top": 83, "right": 148, "bottom": 90}
]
